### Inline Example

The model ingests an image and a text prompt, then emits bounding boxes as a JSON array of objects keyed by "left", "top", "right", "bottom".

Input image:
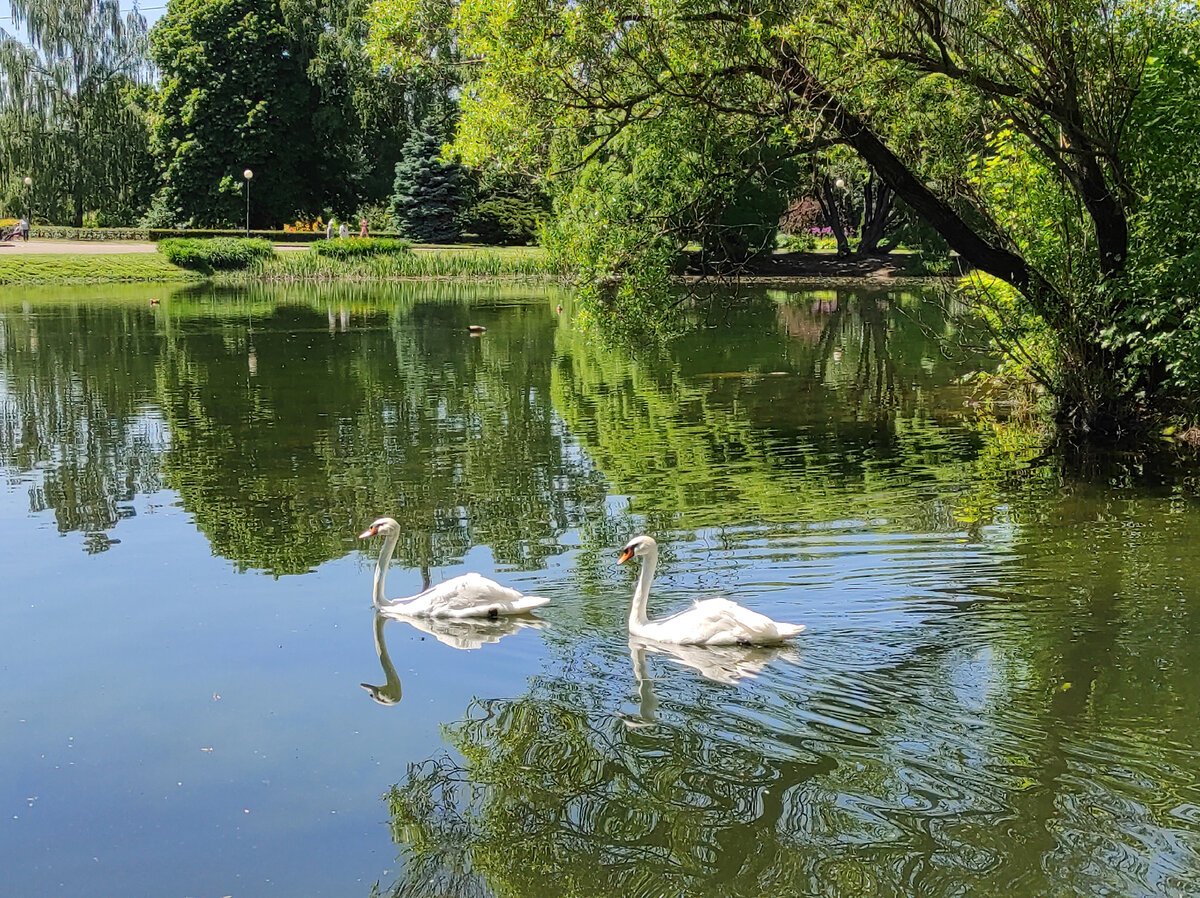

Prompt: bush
[
  {"left": 33, "top": 225, "right": 151, "bottom": 241},
  {"left": 353, "top": 202, "right": 394, "bottom": 234},
  {"left": 158, "top": 237, "right": 275, "bottom": 271},
  {"left": 777, "top": 231, "right": 818, "bottom": 252},
  {"left": 466, "top": 196, "right": 545, "bottom": 246},
  {"left": 28, "top": 225, "right": 410, "bottom": 243},
  {"left": 310, "top": 237, "right": 412, "bottom": 259}
]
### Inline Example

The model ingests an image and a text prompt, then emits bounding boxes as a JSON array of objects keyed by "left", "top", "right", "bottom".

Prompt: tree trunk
[
  {"left": 72, "top": 117, "right": 85, "bottom": 228},
  {"left": 858, "top": 175, "right": 895, "bottom": 254},
  {"left": 814, "top": 172, "right": 851, "bottom": 255},
  {"left": 766, "top": 49, "right": 1151, "bottom": 439},
  {"left": 73, "top": 181, "right": 84, "bottom": 229},
  {"left": 770, "top": 49, "right": 1064, "bottom": 324}
]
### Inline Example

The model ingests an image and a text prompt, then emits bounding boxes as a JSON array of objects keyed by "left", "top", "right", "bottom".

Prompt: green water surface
[{"left": 1, "top": 282, "right": 1198, "bottom": 897}]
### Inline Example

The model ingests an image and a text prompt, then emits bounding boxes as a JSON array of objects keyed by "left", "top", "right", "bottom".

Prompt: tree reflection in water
[
  {"left": 0, "top": 298, "right": 167, "bottom": 544},
  {"left": 4, "top": 286, "right": 1199, "bottom": 897},
  {"left": 380, "top": 522, "right": 1200, "bottom": 898},
  {"left": 0, "top": 284, "right": 604, "bottom": 571}
]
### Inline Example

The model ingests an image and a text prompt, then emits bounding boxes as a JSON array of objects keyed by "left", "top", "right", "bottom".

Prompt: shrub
[
  {"left": 26, "top": 225, "right": 410, "bottom": 243},
  {"left": 158, "top": 237, "right": 275, "bottom": 271},
  {"left": 310, "top": 237, "right": 412, "bottom": 259},
  {"left": 777, "top": 231, "right": 818, "bottom": 252},
  {"left": 353, "top": 202, "right": 394, "bottom": 233},
  {"left": 33, "top": 225, "right": 151, "bottom": 241},
  {"left": 466, "top": 195, "right": 545, "bottom": 246}
]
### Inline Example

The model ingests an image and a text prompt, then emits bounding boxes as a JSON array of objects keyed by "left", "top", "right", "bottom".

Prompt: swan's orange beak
[
  {"left": 617, "top": 547, "right": 633, "bottom": 565},
  {"left": 358, "top": 525, "right": 378, "bottom": 539}
]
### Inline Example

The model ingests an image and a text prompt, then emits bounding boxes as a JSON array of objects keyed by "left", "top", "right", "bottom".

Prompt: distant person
[
  {"left": 17, "top": 217, "right": 28, "bottom": 241},
  {"left": 359, "top": 218, "right": 368, "bottom": 238},
  {"left": 339, "top": 222, "right": 349, "bottom": 239},
  {"left": 325, "top": 218, "right": 334, "bottom": 240}
]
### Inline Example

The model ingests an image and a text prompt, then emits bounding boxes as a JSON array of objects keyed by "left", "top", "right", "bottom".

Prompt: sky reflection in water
[{"left": 1, "top": 282, "right": 1198, "bottom": 897}]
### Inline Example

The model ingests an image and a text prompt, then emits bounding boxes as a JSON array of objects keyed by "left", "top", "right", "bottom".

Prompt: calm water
[{"left": 2, "top": 282, "right": 1199, "bottom": 897}]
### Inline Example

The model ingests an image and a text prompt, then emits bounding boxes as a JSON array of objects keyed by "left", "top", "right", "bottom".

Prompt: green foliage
[
  {"left": 31, "top": 226, "right": 152, "bottom": 241},
  {"left": 1105, "top": 28, "right": 1200, "bottom": 397},
  {"left": 158, "top": 237, "right": 275, "bottom": 271},
  {"left": 466, "top": 194, "right": 545, "bottom": 246},
  {"left": 368, "top": 0, "right": 1200, "bottom": 441},
  {"left": 0, "top": 1, "right": 154, "bottom": 227},
  {"left": 777, "top": 231, "right": 818, "bottom": 252},
  {"left": 353, "top": 202, "right": 394, "bottom": 233},
  {"left": 148, "top": 0, "right": 313, "bottom": 227},
  {"left": 696, "top": 158, "right": 794, "bottom": 264},
  {"left": 390, "top": 125, "right": 469, "bottom": 243},
  {"left": 311, "top": 237, "right": 412, "bottom": 258},
  {"left": 230, "top": 244, "right": 552, "bottom": 280},
  {"left": 27, "top": 225, "right": 412, "bottom": 242}
]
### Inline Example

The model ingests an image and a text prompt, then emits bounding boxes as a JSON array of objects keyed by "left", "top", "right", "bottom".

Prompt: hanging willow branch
[{"left": 0, "top": 0, "right": 153, "bottom": 225}]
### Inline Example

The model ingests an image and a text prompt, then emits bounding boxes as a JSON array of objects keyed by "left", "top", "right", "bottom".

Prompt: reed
[{"left": 221, "top": 245, "right": 556, "bottom": 282}]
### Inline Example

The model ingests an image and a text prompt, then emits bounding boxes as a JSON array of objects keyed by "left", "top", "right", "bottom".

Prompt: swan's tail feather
[
  {"left": 775, "top": 623, "right": 807, "bottom": 640},
  {"left": 510, "top": 595, "right": 550, "bottom": 613}
]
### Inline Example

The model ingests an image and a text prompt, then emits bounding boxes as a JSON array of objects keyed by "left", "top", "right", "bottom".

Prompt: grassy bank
[
  {"left": 217, "top": 244, "right": 555, "bottom": 283},
  {"left": 0, "top": 253, "right": 200, "bottom": 284}
]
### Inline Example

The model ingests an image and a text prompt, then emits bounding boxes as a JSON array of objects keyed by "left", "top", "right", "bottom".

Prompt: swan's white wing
[
  {"left": 641, "top": 597, "right": 804, "bottom": 645},
  {"left": 387, "top": 573, "right": 547, "bottom": 618}
]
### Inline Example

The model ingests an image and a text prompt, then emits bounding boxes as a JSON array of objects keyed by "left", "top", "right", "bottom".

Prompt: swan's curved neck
[
  {"left": 373, "top": 529, "right": 400, "bottom": 608},
  {"left": 630, "top": 546, "right": 658, "bottom": 629}
]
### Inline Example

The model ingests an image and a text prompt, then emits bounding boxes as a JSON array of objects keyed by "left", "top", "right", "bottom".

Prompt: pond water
[{"left": 2, "top": 282, "right": 1199, "bottom": 897}]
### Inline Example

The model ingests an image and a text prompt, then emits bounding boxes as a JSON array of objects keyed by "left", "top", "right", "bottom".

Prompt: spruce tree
[{"left": 390, "top": 128, "right": 467, "bottom": 243}]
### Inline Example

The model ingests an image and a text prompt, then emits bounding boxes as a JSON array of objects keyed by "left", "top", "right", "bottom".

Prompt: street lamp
[
  {"left": 22, "top": 176, "right": 32, "bottom": 238},
  {"left": 834, "top": 177, "right": 845, "bottom": 189},
  {"left": 243, "top": 168, "right": 253, "bottom": 236}
]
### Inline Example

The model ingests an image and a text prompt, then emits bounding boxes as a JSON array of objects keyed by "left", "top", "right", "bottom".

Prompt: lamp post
[
  {"left": 23, "top": 176, "right": 32, "bottom": 239},
  {"left": 243, "top": 168, "right": 253, "bottom": 236}
]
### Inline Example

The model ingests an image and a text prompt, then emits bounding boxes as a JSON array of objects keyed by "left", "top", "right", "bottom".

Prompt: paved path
[{"left": 0, "top": 239, "right": 308, "bottom": 254}]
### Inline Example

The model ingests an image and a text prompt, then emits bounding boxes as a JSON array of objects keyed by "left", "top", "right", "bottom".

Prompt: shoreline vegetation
[
  {"left": 0, "top": 240, "right": 955, "bottom": 287},
  {"left": 0, "top": 252, "right": 203, "bottom": 284},
  {"left": 228, "top": 243, "right": 555, "bottom": 282}
]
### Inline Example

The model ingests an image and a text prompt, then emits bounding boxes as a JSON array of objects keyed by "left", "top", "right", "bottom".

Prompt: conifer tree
[{"left": 390, "top": 127, "right": 467, "bottom": 243}]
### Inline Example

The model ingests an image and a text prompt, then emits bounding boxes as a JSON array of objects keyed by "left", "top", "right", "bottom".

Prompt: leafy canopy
[{"left": 368, "top": 0, "right": 1200, "bottom": 439}]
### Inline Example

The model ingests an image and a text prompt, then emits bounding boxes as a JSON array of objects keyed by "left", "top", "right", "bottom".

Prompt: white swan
[
  {"left": 618, "top": 535, "right": 805, "bottom": 645},
  {"left": 359, "top": 517, "right": 550, "bottom": 618}
]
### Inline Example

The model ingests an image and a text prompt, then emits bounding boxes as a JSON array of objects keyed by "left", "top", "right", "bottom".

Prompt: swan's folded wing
[
  {"left": 678, "top": 598, "right": 799, "bottom": 645},
  {"left": 425, "top": 573, "right": 528, "bottom": 617}
]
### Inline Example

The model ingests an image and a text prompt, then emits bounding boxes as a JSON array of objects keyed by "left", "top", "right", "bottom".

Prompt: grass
[
  {"left": 0, "top": 243, "right": 555, "bottom": 286},
  {"left": 0, "top": 253, "right": 200, "bottom": 284},
  {"left": 220, "top": 244, "right": 557, "bottom": 282}
]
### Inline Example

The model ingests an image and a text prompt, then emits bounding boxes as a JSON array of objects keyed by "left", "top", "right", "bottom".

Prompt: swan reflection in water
[
  {"left": 361, "top": 613, "right": 404, "bottom": 705},
  {"left": 626, "top": 636, "right": 798, "bottom": 724},
  {"left": 361, "top": 611, "right": 545, "bottom": 705}
]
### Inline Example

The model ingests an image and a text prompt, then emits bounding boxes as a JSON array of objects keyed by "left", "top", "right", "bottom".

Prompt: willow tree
[
  {"left": 368, "top": 0, "right": 1200, "bottom": 444},
  {"left": 0, "top": 0, "right": 153, "bottom": 226}
]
